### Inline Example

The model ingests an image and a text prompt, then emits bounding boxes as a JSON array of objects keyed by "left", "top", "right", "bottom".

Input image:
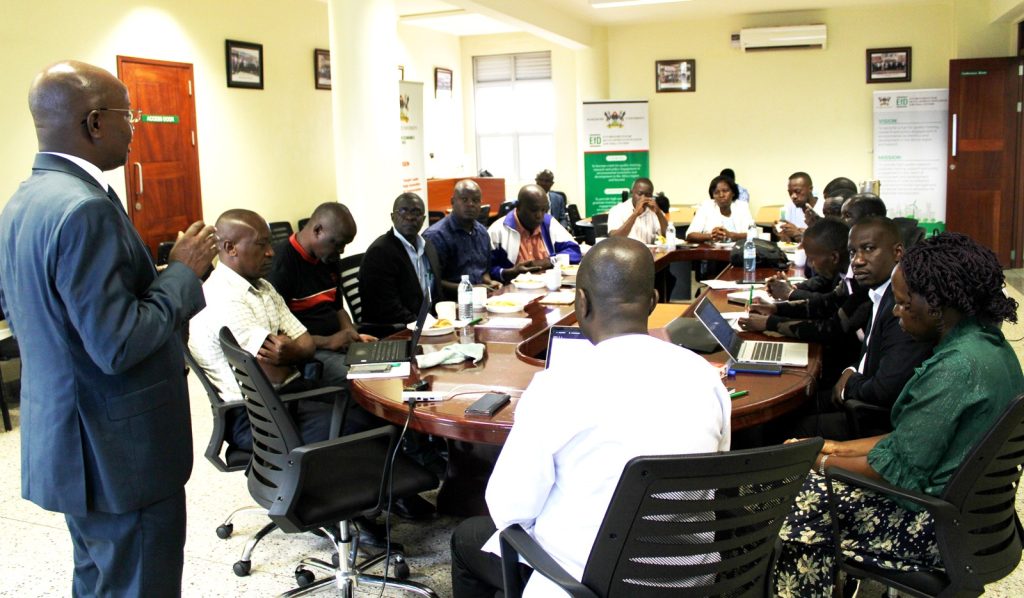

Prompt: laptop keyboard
[
  {"left": 364, "top": 340, "right": 406, "bottom": 362},
  {"left": 750, "top": 341, "right": 783, "bottom": 363}
]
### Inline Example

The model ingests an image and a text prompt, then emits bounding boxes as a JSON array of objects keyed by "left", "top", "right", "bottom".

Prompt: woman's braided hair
[{"left": 900, "top": 232, "right": 1018, "bottom": 324}]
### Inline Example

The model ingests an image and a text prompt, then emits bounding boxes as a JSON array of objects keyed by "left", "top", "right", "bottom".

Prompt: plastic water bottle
[
  {"left": 743, "top": 226, "right": 757, "bottom": 281},
  {"left": 457, "top": 274, "right": 473, "bottom": 320},
  {"left": 664, "top": 221, "right": 676, "bottom": 248}
]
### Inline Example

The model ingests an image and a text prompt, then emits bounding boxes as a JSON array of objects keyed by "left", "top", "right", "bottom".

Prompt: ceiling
[{"left": 395, "top": 0, "right": 934, "bottom": 36}]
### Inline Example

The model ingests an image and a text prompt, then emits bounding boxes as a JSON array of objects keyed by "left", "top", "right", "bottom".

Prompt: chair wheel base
[
  {"left": 295, "top": 568, "right": 316, "bottom": 587},
  {"left": 392, "top": 556, "right": 410, "bottom": 580},
  {"left": 216, "top": 523, "right": 233, "bottom": 539},
  {"left": 233, "top": 560, "right": 251, "bottom": 577}
]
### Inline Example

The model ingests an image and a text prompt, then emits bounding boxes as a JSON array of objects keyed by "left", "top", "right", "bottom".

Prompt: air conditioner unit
[{"left": 739, "top": 25, "right": 827, "bottom": 51}]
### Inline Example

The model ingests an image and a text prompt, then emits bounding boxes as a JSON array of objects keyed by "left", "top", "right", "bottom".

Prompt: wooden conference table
[{"left": 350, "top": 246, "right": 821, "bottom": 513}]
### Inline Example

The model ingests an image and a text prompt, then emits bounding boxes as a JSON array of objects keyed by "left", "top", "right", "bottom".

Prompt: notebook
[
  {"left": 544, "top": 325, "right": 593, "bottom": 369},
  {"left": 345, "top": 296, "right": 430, "bottom": 365},
  {"left": 693, "top": 297, "right": 808, "bottom": 367}
]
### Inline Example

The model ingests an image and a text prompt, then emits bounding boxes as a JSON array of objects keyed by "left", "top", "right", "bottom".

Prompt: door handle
[
  {"left": 134, "top": 162, "right": 144, "bottom": 195},
  {"left": 951, "top": 114, "right": 957, "bottom": 158}
]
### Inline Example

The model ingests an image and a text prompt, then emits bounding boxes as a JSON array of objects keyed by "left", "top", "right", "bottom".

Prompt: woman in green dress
[{"left": 773, "top": 232, "right": 1024, "bottom": 597}]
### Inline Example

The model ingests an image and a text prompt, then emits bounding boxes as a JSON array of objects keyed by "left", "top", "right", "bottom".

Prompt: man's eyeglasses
[
  {"left": 81, "top": 108, "right": 143, "bottom": 125},
  {"left": 395, "top": 207, "right": 425, "bottom": 218}
]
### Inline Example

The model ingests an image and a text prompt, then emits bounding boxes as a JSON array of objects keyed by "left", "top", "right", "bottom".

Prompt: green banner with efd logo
[{"left": 581, "top": 101, "right": 649, "bottom": 216}]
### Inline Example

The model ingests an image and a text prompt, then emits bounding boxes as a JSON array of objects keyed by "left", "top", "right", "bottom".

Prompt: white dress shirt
[
  {"left": 42, "top": 152, "right": 106, "bottom": 190},
  {"left": 606, "top": 200, "right": 662, "bottom": 244},
  {"left": 857, "top": 274, "right": 893, "bottom": 373},
  {"left": 482, "top": 334, "right": 731, "bottom": 598},
  {"left": 781, "top": 198, "right": 823, "bottom": 229},
  {"left": 688, "top": 200, "right": 754, "bottom": 235},
  {"left": 188, "top": 264, "right": 307, "bottom": 401}
]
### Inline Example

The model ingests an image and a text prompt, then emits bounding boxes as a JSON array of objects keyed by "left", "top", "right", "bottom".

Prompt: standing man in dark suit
[
  {"left": 360, "top": 192, "right": 444, "bottom": 331},
  {"left": 0, "top": 61, "right": 217, "bottom": 596}
]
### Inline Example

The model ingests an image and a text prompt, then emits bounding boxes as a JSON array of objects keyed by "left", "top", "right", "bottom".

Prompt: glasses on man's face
[
  {"left": 81, "top": 108, "right": 143, "bottom": 125},
  {"left": 395, "top": 207, "right": 425, "bottom": 219}
]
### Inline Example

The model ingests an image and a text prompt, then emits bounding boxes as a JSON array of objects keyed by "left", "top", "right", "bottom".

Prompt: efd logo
[
  {"left": 896, "top": 96, "right": 909, "bottom": 107},
  {"left": 589, "top": 134, "right": 602, "bottom": 145}
]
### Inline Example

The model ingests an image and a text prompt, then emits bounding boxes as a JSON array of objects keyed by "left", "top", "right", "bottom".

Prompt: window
[{"left": 473, "top": 52, "right": 555, "bottom": 183}]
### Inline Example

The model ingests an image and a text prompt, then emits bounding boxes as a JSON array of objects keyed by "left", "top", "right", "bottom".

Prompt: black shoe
[
  {"left": 352, "top": 516, "right": 388, "bottom": 549},
  {"left": 390, "top": 495, "right": 435, "bottom": 520}
]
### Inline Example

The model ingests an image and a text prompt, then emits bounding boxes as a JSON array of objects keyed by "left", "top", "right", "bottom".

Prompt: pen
[
  {"left": 729, "top": 390, "right": 749, "bottom": 399},
  {"left": 747, "top": 284, "right": 753, "bottom": 312},
  {"left": 466, "top": 317, "right": 483, "bottom": 326}
]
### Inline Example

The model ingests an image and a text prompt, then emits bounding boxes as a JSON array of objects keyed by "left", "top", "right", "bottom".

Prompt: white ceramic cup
[
  {"left": 472, "top": 286, "right": 488, "bottom": 309},
  {"left": 553, "top": 254, "right": 570, "bottom": 268},
  {"left": 792, "top": 248, "right": 807, "bottom": 268},
  {"left": 435, "top": 301, "right": 457, "bottom": 322},
  {"left": 545, "top": 268, "right": 562, "bottom": 291}
]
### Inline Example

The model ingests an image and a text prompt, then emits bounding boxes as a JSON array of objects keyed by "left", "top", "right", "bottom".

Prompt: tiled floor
[{"left": 3, "top": 271, "right": 1024, "bottom": 597}]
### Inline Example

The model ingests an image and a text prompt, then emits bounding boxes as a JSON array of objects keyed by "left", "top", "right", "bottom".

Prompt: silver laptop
[
  {"left": 693, "top": 297, "right": 808, "bottom": 367},
  {"left": 544, "top": 326, "right": 592, "bottom": 369}
]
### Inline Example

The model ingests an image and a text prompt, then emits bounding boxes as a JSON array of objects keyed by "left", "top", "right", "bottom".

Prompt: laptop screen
[
  {"left": 544, "top": 326, "right": 593, "bottom": 369},
  {"left": 693, "top": 297, "right": 740, "bottom": 357},
  {"left": 408, "top": 294, "right": 432, "bottom": 348}
]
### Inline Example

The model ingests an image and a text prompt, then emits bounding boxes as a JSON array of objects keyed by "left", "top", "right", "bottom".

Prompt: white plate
[
  {"left": 512, "top": 279, "right": 546, "bottom": 290},
  {"left": 486, "top": 299, "right": 525, "bottom": 314},
  {"left": 408, "top": 322, "right": 454, "bottom": 336},
  {"left": 713, "top": 242, "right": 735, "bottom": 249}
]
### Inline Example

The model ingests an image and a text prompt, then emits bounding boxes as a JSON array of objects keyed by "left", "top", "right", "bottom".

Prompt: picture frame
[
  {"left": 398, "top": 65, "right": 405, "bottom": 81},
  {"left": 866, "top": 47, "right": 912, "bottom": 83},
  {"left": 226, "top": 39, "right": 263, "bottom": 89},
  {"left": 434, "top": 67, "right": 452, "bottom": 98},
  {"left": 655, "top": 59, "right": 696, "bottom": 93},
  {"left": 314, "top": 49, "right": 331, "bottom": 90}
]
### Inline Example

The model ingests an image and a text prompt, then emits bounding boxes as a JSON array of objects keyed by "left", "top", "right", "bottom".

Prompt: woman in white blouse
[{"left": 685, "top": 176, "right": 754, "bottom": 244}]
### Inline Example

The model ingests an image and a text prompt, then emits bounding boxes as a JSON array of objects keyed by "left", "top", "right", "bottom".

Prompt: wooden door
[
  {"left": 117, "top": 56, "right": 203, "bottom": 258},
  {"left": 946, "top": 57, "right": 1022, "bottom": 267}
]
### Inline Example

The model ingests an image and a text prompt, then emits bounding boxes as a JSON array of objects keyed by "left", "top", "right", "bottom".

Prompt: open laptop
[
  {"left": 345, "top": 296, "right": 430, "bottom": 365},
  {"left": 544, "top": 325, "right": 593, "bottom": 369},
  {"left": 693, "top": 297, "right": 808, "bottom": 367}
]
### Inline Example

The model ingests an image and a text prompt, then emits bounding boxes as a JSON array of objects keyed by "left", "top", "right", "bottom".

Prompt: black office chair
[
  {"left": 427, "top": 211, "right": 444, "bottom": 226},
  {"left": 218, "top": 327, "right": 439, "bottom": 597},
  {"left": 476, "top": 204, "right": 491, "bottom": 226},
  {"left": 155, "top": 240, "right": 174, "bottom": 266},
  {"left": 0, "top": 330, "right": 18, "bottom": 432},
  {"left": 338, "top": 253, "right": 404, "bottom": 339},
  {"left": 298, "top": 217, "right": 310, "bottom": 231},
  {"left": 591, "top": 213, "right": 609, "bottom": 240},
  {"left": 491, "top": 201, "right": 516, "bottom": 225},
  {"left": 269, "top": 221, "right": 294, "bottom": 246},
  {"left": 828, "top": 394, "right": 1024, "bottom": 598},
  {"left": 499, "top": 438, "right": 823, "bottom": 597},
  {"left": 843, "top": 399, "right": 892, "bottom": 439}
]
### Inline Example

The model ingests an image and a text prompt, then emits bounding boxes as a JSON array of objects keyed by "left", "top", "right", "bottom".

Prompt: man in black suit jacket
[
  {"left": 360, "top": 193, "right": 444, "bottom": 332},
  {"left": 0, "top": 61, "right": 217, "bottom": 596},
  {"left": 535, "top": 169, "right": 569, "bottom": 229},
  {"left": 800, "top": 217, "right": 932, "bottom": 439}
]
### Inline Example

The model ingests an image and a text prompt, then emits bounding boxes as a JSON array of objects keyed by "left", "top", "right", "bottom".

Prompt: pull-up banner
[
  {"left": 581, "top": 100, "right": 649, "bottom": 216},
  {"left": 399, "top": 80, "right": 426, "bottom": 196}
]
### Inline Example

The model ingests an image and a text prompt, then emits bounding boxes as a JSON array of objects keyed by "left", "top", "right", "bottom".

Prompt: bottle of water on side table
[
  {"left": 743, "top": 226, "right": 757, "bottom": 282},
  {"left": 458, "top": 274, "right": 474, "bottom": 320}
]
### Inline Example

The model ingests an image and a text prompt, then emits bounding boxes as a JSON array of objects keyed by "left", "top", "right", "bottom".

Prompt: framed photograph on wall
[
  {"left": 226, "top": 39, "right": 263, "bottom": 89},
  {"left": 435, "top": 67, "right": 452, "bottom": 98},
  {"left": 866, "top": 47, "right": 912, "bottom": 83},
  {"left": 656, "top": 59, "right": 695, "bottom": 93},
  {"left": 398, "top": 65, "right": 405, "bottom": 81},
  {"left": 314, "top": 49, "right": 331, "bottom": 90}
]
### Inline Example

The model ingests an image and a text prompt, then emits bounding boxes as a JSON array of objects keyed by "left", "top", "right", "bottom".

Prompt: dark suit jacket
[
  {"left": 844, "top": 284, "right": 932, "bottom": 408},
  {"left": 359, "top": 229, "right": 443, "bottom": 326},
  {"left": 547, "top": 190, "right": 569, "bottom": 229},
  {"left": 0, "top": 153, "right": 205, "bottom": 516}
]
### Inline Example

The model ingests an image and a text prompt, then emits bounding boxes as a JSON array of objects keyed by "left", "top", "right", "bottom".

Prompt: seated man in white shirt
[
  {"left": 607, "top": 177, "right": 667, "bottom": 243},
  {"left": 777, "top": 171, "right": 822, "bottom": 242},
  {"left": 450, "top": 237, "right": 731, "bottom": 598},
  {"left": 188, "top": 209, "right": 331, "bottom": 451}
]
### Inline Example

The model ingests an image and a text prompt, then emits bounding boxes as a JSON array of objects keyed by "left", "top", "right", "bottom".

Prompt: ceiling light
[{"left": 591, "top": 0, "right": 691, "bottom": 8}]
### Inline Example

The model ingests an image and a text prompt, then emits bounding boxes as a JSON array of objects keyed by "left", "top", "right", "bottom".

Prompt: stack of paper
[{"left": 475, "top": 317, "right": 531, "bottom": 330}]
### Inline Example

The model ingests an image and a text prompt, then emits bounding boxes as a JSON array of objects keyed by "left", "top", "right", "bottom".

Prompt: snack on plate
[
  {"left": 514, "top": 273, "right": 543, "bottom": 284},
  {"left": 488, "top": 299, "right": 521, "bottom": 308},
  {"left": 432, "top": 319, "right": 452, "bottom": 328}
]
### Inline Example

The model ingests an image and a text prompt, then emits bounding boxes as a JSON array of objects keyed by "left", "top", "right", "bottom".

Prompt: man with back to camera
[
  {"left": 777, "top": 171, "right": 821, "bottom": 242},
  {"left": 534, "top": 169, "right": 570, "bottom": 229},
  {"left": 423, "top": 179, "right": 502, "bottom": 294},
  {"left": 0, "top": 60, "right": 217, "bottom": 596},
  {"left": 360, "top": 192, "right": 444, "bottom": 331},
  {"left": 488, "top": 184, "right": 581, "bottom": 284},
  {"left": 607, "top": 176, "right": 667, "bottom": 243},
  {"left": 450, "top": 237, "right": 731, "bottom": 597}
]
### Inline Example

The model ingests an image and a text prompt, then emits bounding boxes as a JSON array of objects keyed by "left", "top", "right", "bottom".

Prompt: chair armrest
[
  {"left": 499, "top": 524, "right": 598, "bottom": 598},
  {"left": 280, "top": 385, "right": 349, "bottom": 439},
  {"left": 279, "top": 386, "right": 345, "bottom": 404},
  {"left": 826, "top": 468, "right": 958, "bottom": 524},
  {"left": 842, "top": 400, "right": 891, "bottom": 438}
]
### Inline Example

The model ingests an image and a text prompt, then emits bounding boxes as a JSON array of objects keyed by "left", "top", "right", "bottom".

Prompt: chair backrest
[
  {"left": 337, "top": 252, "right": 364, "bottom": 325},
  {"left": 428, "top": 210, "right": 445, "bottom": 226},
  {"left": 476, "top": 204, "right": 492, "bottom": 225},
  {"left": 218, "top": 327, "right": 305, "bottom": 509},
  {"left": 937, "top": 394, "right": 1024, "bottom": 588},
  {"left": 581, "top": 439, "right": 822, "bottom": 597},
  {"left": 592, "top": 213, "right": 609, "bottom": 239},
  {"left": 268, "top": 221, "right": 294, "bottom": 246},
  {"left": 297, "top": 217, "right": 310, "bottom": 231},
  {"left": 156, "top": 240, "right": 174, "bottom": 266},
  {"left": 493, "top": 201, "right": 516, "bottom": 225},
  {"left": 754, "top": 204, "right": 784, "bottom": 223},
  {"left": 567, "top": 203, "right": 582, "bottom": 228},
  {"left": 184, "top": 347, "right": 248, "bottom": 472}
]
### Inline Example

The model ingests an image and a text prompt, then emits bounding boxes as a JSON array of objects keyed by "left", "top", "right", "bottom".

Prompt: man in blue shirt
[{"left": 424, "top": 179, "right": 501, "bottom": 294}]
